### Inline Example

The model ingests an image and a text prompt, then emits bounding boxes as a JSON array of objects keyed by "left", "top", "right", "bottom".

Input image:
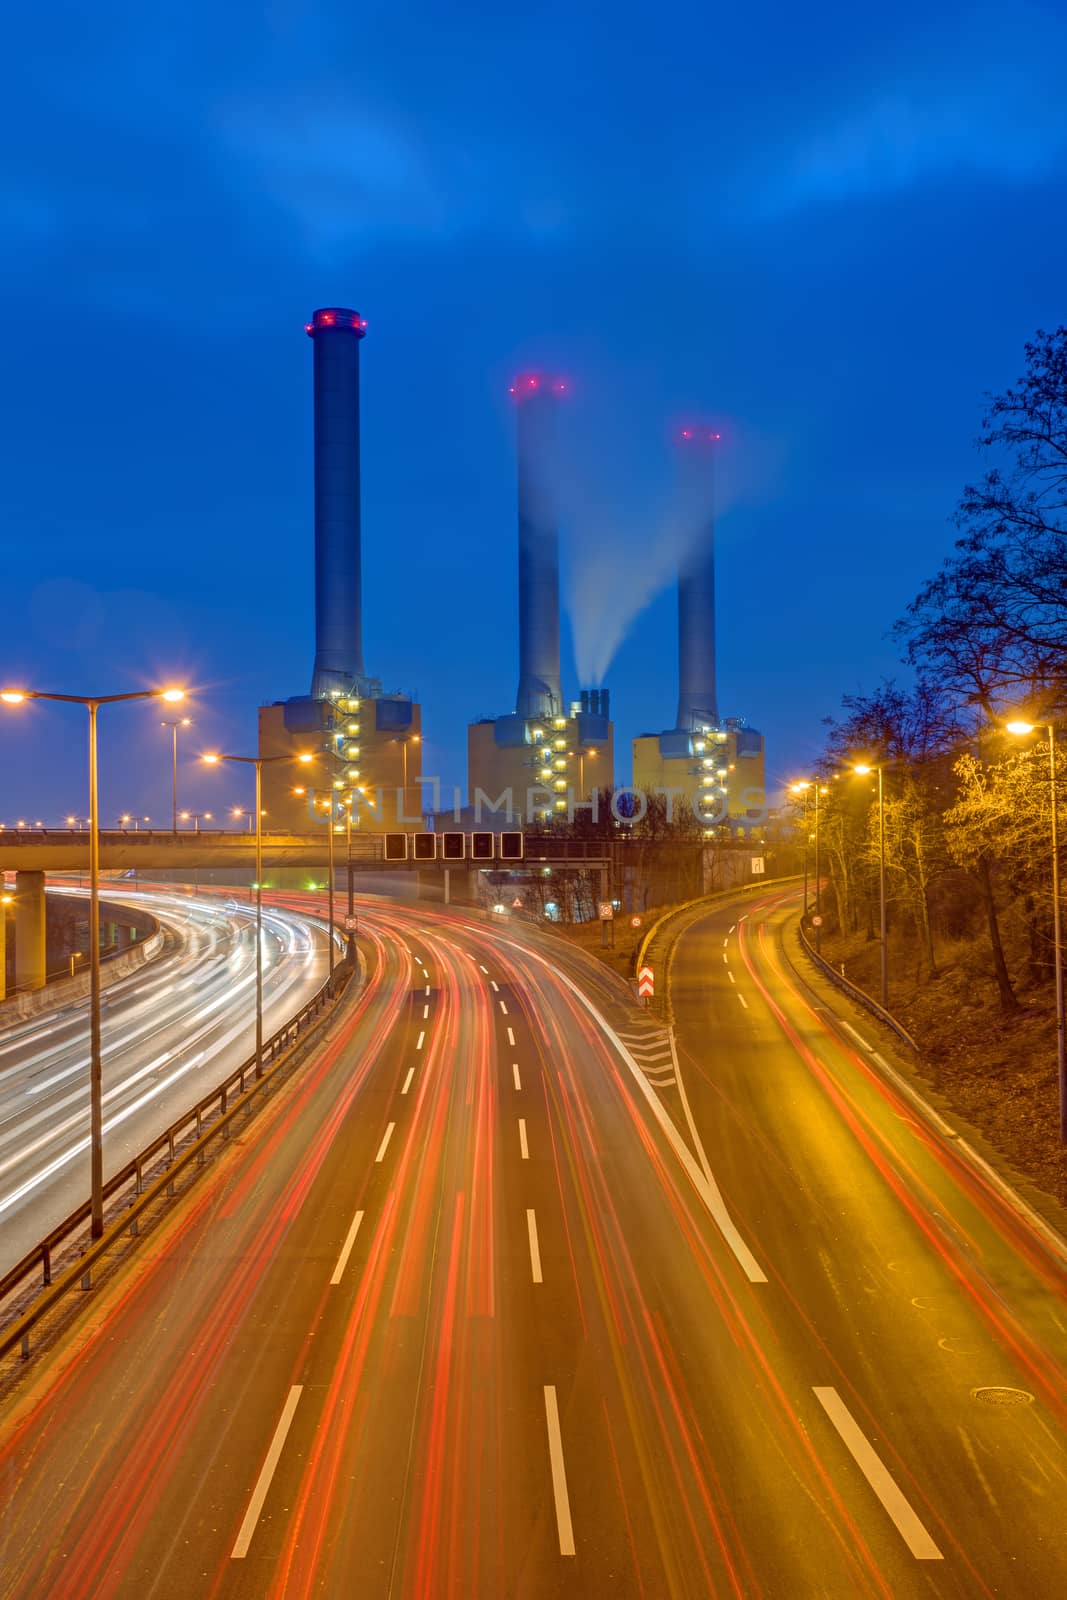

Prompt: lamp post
[
  {"left": 204, "top": 750, "right": 312, "bottom": 1075},
  {"left": 853, "top": 764, "right": 887, "bottom": 1008},
  {"left": 578, "top": 748, "right": 598, "bottom": 803},
  {"left": 390, "top": 734, "right": 421, "bottom": 823},
  {"left": 344, "top": 794, "right": 357, "bottom": 965},
  {"left": 313, "top": 793, "right": 338, "bottom": 996},
  {"left": 790, "top": 780, "right": 829, "bottom": 953},
  {"left": 1007, "top": 719, "right": 1066, "bottom": 1142},
  {"left": 161, "top": 717, "right": 191, "bottom": 832},
  {"left": 1, "top": 684, "right": 186, "bottom": 1238}
]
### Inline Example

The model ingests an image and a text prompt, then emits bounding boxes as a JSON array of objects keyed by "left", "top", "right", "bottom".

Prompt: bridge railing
[{"left": 0, "top": 961, "right": 354, "bottom": 1365}]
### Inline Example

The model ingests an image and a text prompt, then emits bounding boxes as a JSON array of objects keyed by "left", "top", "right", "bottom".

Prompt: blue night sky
[{"left": 2, "top": 0, "right": 1066, "bottom": 824}]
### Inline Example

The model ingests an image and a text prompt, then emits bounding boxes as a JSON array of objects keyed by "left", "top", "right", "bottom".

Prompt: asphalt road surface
[
  {"left": 0, "top": 889, "right": 336, "bottom": 1270},
  {"left": 0, "top": 886, "right": 1065, "bottom": 1597}
]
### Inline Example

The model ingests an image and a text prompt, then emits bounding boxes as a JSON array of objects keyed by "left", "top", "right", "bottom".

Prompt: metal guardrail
[
  {"left": 632, "top": 874, "right": 803, "bottom": 983},
  {"left": 0, "top": 963, "right": 354, "bottom": 1363},
  {"left": 796, "top": 920, "right": 920, "bottom": 1054}
]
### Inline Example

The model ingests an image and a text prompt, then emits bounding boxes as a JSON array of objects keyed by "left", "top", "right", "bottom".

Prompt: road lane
[
  {"left": 0, "top": 889, "right": 336, "bottom": 1269},
  {"left": 0, "top": 889, "right": 1065, "bottom": 1594}
]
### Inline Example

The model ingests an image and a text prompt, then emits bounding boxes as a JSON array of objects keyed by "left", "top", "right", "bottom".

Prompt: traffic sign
[
  {"left": 599, "top": 901, "right": 614, "bottom": 920},
  {"left": 751, "top": 857, "right": 765, "bottom": 875},
  {"left": 811, "top": 914, "right": 823, "bottom": 928},
  {"left": 344, "top": 914, "right": 358, "bottom": 931},
  {"left": 630, "top": 914, "right": 643, "bottom": 929},
  {"left": 637, "top": 965, "right": 655, "bottom": 998},
  {"left": 511, "top": 896, "right": 523, "bottom": 909}
]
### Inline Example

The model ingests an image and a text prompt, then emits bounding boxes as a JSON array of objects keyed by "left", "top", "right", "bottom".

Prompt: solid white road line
[
  {"left": 507, "top": 1027, "right": 516, "bottom": 1046},
  {"left": 519, "top": 1118, "right": 529, "bottom": 1159},
  {"left": 840, "top": 1018, "right": 875, "bottom": 1053},
  {"left": 526, "top": 1209, "right": 543, "bottom": 1283},
  {"left": 505, "top": 939, "right": 768, "bottom": 1285},
  {"left": 543, "top": 1386, "right": 576, "bottom": 1557},
  {"left": 401, "top": 1067, "right": 415, "bottom": 1095},
  {"left": 416, "top": 1030, "right": 425, "bottom": 1050},
  {"left": 375, "top": 1122, "right": 396, "bottom": 1163},
  {"left": 813, "top": 1387, "right": 943, "bottom": 1560},
  {"left": 738, "top": 994, "right": 749, "bottom": 1010},
  {"left": 329, "top": 1210, "right": 365, "bottom": 1285},
  {"left": 512, "top": 1063, "right": 522, "bottom": 1090},
  {"left": 231, "top": 1386, "right": 304, "bottom": 1559},
  {"left": 499, "top": 1000, "right": 509, "bottom": 1015}
]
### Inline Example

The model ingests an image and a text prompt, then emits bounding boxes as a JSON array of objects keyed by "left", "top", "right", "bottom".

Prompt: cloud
[{"left": 753, "top": 11, "right": 1067, "bottom": 217}]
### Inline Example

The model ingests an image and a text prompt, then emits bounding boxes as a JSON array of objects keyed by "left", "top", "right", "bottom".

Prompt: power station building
[
  {"left": 258, "top": 308, "right": 423, "bottom": 833},
  {"left": 632, "top": 430, "right": 765, "bottom": 829},
  {"left": 466, "top": 377, "right": 614, "bottom": 824}
]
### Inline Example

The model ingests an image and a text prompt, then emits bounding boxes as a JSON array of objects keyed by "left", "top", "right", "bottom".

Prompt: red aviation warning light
[{"left": 509, "top": 371, "right": 569, "bottom": 400}]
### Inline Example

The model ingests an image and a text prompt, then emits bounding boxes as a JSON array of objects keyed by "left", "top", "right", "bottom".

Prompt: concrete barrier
[{"left": 0, "top": 925, "right": 165, "bottom": 1026}]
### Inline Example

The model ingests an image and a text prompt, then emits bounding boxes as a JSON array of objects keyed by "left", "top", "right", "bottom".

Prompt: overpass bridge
[
  {"left": 0, "top": 830, "right": 611, "bottom": 874},
  {"left": 0, "top": 831, "right": 614, "bottom": 994}
]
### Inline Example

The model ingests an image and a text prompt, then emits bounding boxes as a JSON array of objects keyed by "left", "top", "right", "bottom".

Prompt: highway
[
  {"left": 0, "top": 886, "right": 1065, "bottom": 1595},
  {"left": 0, "top": 889, "right": 336, "bottom": 1272}
]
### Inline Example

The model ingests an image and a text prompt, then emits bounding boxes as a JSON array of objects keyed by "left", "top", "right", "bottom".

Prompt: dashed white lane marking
[
  {"left": 375, "top": 1122, "right": 396, "bottom": 1163},
  {"left": 728, "top": 971, "right": 736, "bottom": 985},
  {"left": 507, "top": 1027, "right": 516, "bottom": 1047},
  {"left": 231, "top": 1386, "right": 304, "bottom": 1559},
  {"left": 840, "top": 1018, "right": 874, "bottom": 1053},
  {"left": 499, "top": 1000, "right": 509, "bottom": 1015},
  {"left": 519, "top": 1118, "right": 529, "bottom": 1160},
  {"left": 479, "top": 964, "right": 489, "bottom": 974},
  {"left": 722, "top": 936, "right": 729, "bottom": 948},
  {"left": 329, "top": 1210, "right": 365, "bottom": 1285},
  {"left": 543, "top": 1386, "right": 576, "bottom": 1557},
  {"left": 512, "top": 1063, "right": 522, "bottom": 1090},
  {"left": 491, "top": 979, "right": 499, "bottom": 992},
  {"left": 722, "top": 952, "right": 729, "bottom": 964},
  {"left": 424, "top": 984, "right": 430, "bottom": 996},
  {"left": 738, "top": 994, "right": 749, "bottom": 1010},
  {"left": 422, "top": 1004, "right": 429, "bottom": 1018},
  {"left": 416, "top": 1030, "right": 425, "bottom": 1050},
  {"left": 526, "top": 1209, "right": 543, "bottom": 1283},
  {"left": 401, "top": 1067, "right": 415, "bottom": 1095},
  {"left": 813, "top": 1388, "right": 943, "bottom": 1560},
  {"left": 729, "top": 924, "right": 736, "bottom": 933}
]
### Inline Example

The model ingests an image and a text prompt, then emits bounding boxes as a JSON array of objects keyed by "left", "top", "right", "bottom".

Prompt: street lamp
[
  {"left": 179, "top": 810, "right": 213, "bottom": 832},
  {"left": 311, "top": 792, "right": 339, "bottom": 996},
  {"left": 1007, "top": 718, "right": 1066, "bottom": 1142},
  {"left": 1, "top": 684, "right": 186, "bottom": 1238},
  {"left": 853, "top": 763, "right": 888, "bottom": 1008},
  {"left": 203, "top": 749, "right": 313, "bottom": 1075},
  {"left": 578, "top": 747, "right": 598, "bottom": 803},
  {"left": 161, "top": 717, "right": 192, "bottom": 832},
  {"left": 790, "top": 780, "right": 829, "bottom": 953}
]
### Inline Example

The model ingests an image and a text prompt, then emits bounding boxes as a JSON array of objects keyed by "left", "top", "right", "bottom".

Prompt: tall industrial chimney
[
  {"left": 675, "top": 430, "right": 719, "bottom": 732},
  {"left": 305, "top": 307, "right": 367, "bottom": 700},
  {"left": 512, "top": 376, "right": 563, "bottom": 720}
]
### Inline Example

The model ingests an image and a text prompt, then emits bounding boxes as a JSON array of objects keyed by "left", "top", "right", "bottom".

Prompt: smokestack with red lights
[
  {"left": 511, "top": 375, "right": 563, "bottom": 720},
  {"left": 306, "top": 307, "right": 367, "bottom": 699},
  {"left": 675, "top": 429, "right": 719, "bottom": 731}
]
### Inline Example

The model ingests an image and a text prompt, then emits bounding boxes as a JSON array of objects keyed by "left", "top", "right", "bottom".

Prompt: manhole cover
[{"left": 970, "top": 1386, "right": 1034, "bottom": 1407}]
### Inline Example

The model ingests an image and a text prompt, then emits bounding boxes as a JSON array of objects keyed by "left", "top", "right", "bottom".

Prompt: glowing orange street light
[{"left": 0, "top": 684, "right": 186, "bottom": 1237}]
